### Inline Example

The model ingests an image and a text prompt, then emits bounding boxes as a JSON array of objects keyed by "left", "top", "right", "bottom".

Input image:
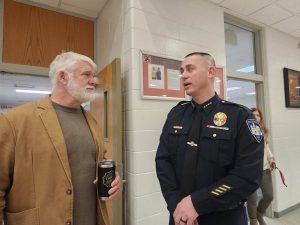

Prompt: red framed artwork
[{"left": 141, "top": 52, "right": 186, "bottom": 100}]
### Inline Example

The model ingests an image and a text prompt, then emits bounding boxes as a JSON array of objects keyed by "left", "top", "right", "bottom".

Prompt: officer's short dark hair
[{"left": 184, "top": 52, "right": 216, "bottom": 67}]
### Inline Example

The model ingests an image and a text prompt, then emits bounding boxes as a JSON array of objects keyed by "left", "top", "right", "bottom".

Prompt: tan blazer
[{"left": 0, "top": 97, "right": 109, "bottom": 225}]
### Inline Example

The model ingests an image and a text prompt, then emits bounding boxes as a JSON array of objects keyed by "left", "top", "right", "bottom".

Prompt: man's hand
[
  {"left": 93, "top": 172, "right": 122, "bottom": 200},
  {"left": 173, "top": 195, "right": 199, "bottom": 225},
  {"left": 108, "top": 172, "right": 122, "bottom": 200}
]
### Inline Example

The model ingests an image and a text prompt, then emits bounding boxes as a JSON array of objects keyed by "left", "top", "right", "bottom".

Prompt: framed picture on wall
[
  {"left": 141, "top": 51, "right": 186, "bottom": 100},
  {"left": 283, "top": 68, "right": 300, "bottom": 108}
]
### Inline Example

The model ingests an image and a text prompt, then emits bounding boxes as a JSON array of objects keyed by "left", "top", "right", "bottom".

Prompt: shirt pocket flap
[{"left": 202, "top": 128, "right": 232, "bottom": 140}]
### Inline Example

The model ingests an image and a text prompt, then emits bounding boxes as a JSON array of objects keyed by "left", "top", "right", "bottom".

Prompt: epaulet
[
  {"left": 175, "top": 100, "right": 191, "bottom": 107},
  {"left": 221, "top": 99, "right": 250, "bottom": 111}
]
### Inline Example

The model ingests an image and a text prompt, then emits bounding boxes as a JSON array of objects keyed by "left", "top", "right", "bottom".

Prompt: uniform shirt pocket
[
  {"left": 201, "top": 128, "right": 234, "bottom": 166},
  {"left": 167, "top": 125, "right": 189, "bottom": 156}
]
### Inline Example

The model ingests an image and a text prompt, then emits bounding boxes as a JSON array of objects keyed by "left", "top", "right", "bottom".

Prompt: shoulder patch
[{"left": 246, "top": 119, "right": 263, "bottom": 143}]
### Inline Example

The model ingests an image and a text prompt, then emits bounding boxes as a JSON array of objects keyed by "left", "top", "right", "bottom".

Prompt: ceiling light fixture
[
  {"left": 16, "top": 89, "right": 51, "bottom": 94},
  {"left": 14, "top": 84, "right": 34, "bottom": 88}
]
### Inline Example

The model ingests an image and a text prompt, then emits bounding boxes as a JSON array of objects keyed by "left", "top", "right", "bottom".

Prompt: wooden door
[{"left": 90, "top": 59, "right": 123, "bottom": 225}]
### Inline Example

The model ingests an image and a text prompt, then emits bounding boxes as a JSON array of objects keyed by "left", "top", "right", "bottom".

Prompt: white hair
[{"left": 49, "top": 51, "right": 97, "bottom": 85}]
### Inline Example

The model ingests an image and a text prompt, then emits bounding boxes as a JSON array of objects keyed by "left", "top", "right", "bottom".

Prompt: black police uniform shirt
[{"left": 155, "top": 94, "right": 264, "bottom": 217}]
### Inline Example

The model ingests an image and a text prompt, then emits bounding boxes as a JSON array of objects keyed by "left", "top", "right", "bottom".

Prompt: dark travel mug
[{"left": 98, "top": 160, "right": 116, "bottom": 200}]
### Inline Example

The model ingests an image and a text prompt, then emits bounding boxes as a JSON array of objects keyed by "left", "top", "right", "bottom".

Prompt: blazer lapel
[{"left": 37, "top": 97, "right": 72, "bottom": 183}]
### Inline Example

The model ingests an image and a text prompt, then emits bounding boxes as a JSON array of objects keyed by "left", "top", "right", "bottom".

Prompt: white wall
[
  {"left": 125, "top": 0, "right": 225, "bottom": 224},
  {"left": 264, "top": 27, "right": 300, "bottom": 214},
  {"left": 95, "top": 0, "right": 129, "bottom": 70}
]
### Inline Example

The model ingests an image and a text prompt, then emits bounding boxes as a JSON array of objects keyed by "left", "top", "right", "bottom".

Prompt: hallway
[{"left": 261, "top": 208, "right": 300, "bottom": 225}]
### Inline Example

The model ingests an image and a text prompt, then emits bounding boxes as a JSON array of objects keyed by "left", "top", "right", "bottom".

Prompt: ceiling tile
[
  {"left": 276, "top": 0, "right": 300, "bottom": 14},
  {"left": 24, "top": 0, "right": 59, "bottom": 8},
  {"left": 291, "top": 29, "right": 300, "bottom": 37},
  {"left": 62, "top": 0, "right": 107, "bottom": 12},
  {"left": 206, "top": 0, "right": 225, "bottom": 4},
  {"left": 220, "top": 0, "right": 271, "bottom": 15},
  {"left": 272, "top": 16, "right": 300, "bottom": 33},
  {"left": 60, "top": 3, "right": 99, "bottom": 18},
  {"left": 249, "top": 4, "right": 292, "bottom": 25}
]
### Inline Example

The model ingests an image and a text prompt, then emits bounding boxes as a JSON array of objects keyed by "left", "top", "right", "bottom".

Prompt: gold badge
[{"left": 213, "top": 112, "right": 227, "bottom": 126}]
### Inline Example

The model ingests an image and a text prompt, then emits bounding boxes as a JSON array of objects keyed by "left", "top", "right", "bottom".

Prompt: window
[
  {"left": 0, "top": 72, "right": 92, "bottom": 112},
  {"left": 224, "top": 17, "right": 264, "bottom": 110},
  {"left": 227, "top": 79, "right": 256, "bottom": 108},
  {"left": 225, "top": 22, "right": 257, "bottom": 74},
  {"left": 0, "top": 72, "right": 51, "bottom": 112}
]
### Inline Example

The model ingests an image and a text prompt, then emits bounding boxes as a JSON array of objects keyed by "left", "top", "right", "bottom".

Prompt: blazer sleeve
[{"left": 0, "top": 113, "right": 16, "bottom": 222}]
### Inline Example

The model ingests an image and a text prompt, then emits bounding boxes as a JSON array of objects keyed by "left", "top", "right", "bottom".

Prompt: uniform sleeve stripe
[
  {"left": 222, "top": 184, "right": 231, "bottom": 189},
  {"left": 219, "top": 187, "right": 227, "bottom": 191},
  {"left": 211, "top": 191, "right": 220, "bottom": 196}
]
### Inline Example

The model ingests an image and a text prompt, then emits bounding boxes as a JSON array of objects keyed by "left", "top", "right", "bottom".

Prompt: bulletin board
[
  {"left": 141, "top": 52, "right": 186, "bottom": 100},
  {"left": 141, "top": 51, "right": 224, "bottom": 100}
]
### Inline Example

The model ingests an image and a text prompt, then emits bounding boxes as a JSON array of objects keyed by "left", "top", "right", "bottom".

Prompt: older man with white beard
[{"left": 0, "top": 52, "right": 121, "bottom": 225}]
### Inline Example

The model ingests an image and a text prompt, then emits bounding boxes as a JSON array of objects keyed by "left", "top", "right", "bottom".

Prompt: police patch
[{"left": 246, "top": 119, "right": 263, "bottom": 143}]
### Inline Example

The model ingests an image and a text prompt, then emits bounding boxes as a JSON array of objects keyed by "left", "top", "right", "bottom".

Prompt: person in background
[
  {"left": 0, "top": 51, "right": 121, "bottom": 225},
  {"left": 155, "top": 52, "right": 264, "bottom": 225},
  {"left": 247, "top": 107, "right": 275, "bottom": 225}
]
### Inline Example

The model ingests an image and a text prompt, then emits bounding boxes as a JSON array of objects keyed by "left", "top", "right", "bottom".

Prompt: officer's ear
[{"left": 208, "top": 66, "right": 216, "bottom": 79}]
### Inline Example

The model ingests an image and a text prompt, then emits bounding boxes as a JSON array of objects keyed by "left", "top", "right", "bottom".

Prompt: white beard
[{"left": 66, "top": 77, "right": 95, "bottom": 103}]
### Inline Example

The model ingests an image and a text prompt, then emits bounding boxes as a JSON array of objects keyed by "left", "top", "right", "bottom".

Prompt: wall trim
[
  {"left": 274, "top": 202, "right": 300, "bottom": 218},
  {"left": 0, "top": 62, "right": 49, "bottom": 76}
]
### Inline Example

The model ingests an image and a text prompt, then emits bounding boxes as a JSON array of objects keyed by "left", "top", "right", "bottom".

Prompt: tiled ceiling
[{"left": 207, "top": 0, "right": 300, "bottom": 39}]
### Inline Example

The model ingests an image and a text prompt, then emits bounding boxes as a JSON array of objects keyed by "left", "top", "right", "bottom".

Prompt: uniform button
[
  {"left": 174, "top": 130, "right": 178, "bottom": 133},
  {"left": 66, "top": 189, "right": 72, "bottom": 195},
  {"left": 213, "top": 134, "right": 217, "bottom": 137},
  {"left": 66, "top": 220, "right": 72, "bottom": 225}
]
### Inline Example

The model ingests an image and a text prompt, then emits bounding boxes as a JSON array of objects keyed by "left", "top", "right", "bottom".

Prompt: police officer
[{"left": 155, "top": 52, "right": 264, "bottom": 225}]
